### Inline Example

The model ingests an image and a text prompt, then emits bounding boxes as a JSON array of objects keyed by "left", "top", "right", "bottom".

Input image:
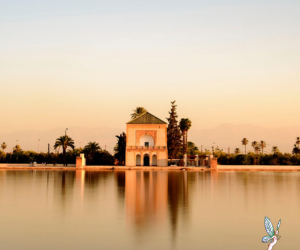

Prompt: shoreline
[
  {"left": 217, "top": 165, "right": 300, "bottom": 171},
  {"left": 1, "top": 164, "right": 300, "bottom": 171},
  {"left": 0, "top": 164, "right": 208, "bottom": 171}
]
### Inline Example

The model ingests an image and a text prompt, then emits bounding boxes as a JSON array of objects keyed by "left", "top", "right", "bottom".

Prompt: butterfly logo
[{"left": 262, "top": 217, "right": 281, "bottom": 250}]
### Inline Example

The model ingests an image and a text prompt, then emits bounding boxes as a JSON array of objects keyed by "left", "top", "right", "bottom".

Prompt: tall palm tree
[
  {"left": 179, "top": 118, "right": 192, "bottom": 155},
  {"left": 54, "top": 135, "right": 75, "bottom": 166},
  {"left": 131, "top": 107, "right": 147, "bottom": 119},
  {"left": 1, "top": 142, "right": 7, "bottom": 152},
  {"left": 83, "top": 142, "right": 101, "bottom": 164},
  {"left": 241, "top": 138, "right": 249, "bottom": 155},
  {"left": 260, "top": 141, "right": 267, "bottom": 154}
]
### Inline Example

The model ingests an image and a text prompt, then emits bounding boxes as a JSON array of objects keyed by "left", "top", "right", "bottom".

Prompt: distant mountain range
[{"left": 0, "top": 124, "right": 298, "bottom": 154}]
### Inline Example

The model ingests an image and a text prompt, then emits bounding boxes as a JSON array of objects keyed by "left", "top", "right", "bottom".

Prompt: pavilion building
[{"left": 125, "top": 112, "right": 168, "bottom": 167}]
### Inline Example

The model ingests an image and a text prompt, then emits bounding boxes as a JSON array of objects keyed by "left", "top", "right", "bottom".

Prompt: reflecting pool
[{"left": 0, "top": 170, "right": 299, "bottom": 249}]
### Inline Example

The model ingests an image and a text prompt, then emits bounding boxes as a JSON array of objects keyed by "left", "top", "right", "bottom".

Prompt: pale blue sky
[{"left": 1, "top": 0, "right": 300, "bottom": 133}]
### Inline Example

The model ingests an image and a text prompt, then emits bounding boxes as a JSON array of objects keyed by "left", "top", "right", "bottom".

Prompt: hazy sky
[{"left": 1, "top": 0, "right": 299, "bottom": 134}]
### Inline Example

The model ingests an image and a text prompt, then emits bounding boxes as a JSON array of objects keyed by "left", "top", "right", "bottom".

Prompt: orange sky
[{"left": 1, "top": 0, "right": 300, "bottom": 133}]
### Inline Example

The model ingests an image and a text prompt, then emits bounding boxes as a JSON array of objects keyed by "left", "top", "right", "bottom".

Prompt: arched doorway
[
  {"left": 143, "top": 155, "right": 150, "bottom": 166},
  {"left": 152, "top": 155, "right": 157, "bottom": 166},
  {"left": 136, "top": 155, "right": 141, "bottom": 166}
]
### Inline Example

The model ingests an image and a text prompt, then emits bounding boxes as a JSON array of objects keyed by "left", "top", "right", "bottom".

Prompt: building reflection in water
[
  {"left": 61, "top": 170, "right": 206, "bottom": 241},
  {"left": 118, "top": 170, "right": 195, "bottom": 241},
  {"left": 0, "top": 169, "right": 219, "bottom": 242},
  {"left": 125, "top": 171, "right": 168, "bottom": 231}
]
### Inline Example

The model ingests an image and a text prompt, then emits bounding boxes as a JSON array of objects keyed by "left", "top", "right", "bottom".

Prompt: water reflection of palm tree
[
  {"left": 115, "top": 171, "right": 126, "bottom": 201},
  {"left": 167, "top": 171, "right": 189, "bottom": 240},
  {"left": 53, "top": 171, "right": 76, "bottom": 214}
]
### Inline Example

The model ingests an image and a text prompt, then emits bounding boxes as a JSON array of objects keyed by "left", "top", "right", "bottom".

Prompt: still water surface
[{"left": 0, "top": 170, "right": 299, "bottom": 250}]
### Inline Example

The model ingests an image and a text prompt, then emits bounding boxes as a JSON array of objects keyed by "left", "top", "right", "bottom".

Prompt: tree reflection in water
[
  {"left": 167, "top": 171, "right": 189, "bottom": 240},
  {"left": 115, "top": 171, "right": 125, "bottom": 202}
]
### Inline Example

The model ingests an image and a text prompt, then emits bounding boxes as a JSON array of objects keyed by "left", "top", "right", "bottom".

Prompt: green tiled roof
[{"left": 127, "top": 112, "right": 167, "bottom": 124}]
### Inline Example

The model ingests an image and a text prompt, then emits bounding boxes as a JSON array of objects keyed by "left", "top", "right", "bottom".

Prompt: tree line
[
  {"left": 0, "top": 139, "right": 114, "bottom": 166},
  {"left": 2, "top": 105, "right": 299, "bottom": 166}
]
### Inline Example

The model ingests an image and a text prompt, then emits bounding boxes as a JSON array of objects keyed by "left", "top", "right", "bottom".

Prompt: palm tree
[
  {"left": 131, "top": 107, "right": 147, "bottom": 119},
  {"left": 241, "top": 138, "right": 249, "bottom": 155},
  {"left": 54, "top": 135, "right": 75, "bottom": 166},
  {"left": 179, "top": 118, "right": 192, "bottom": 155},
  {"left": 235, "top": 148, "right": 241, "bottom": 154},
  {"left": 1, "top": 142, "right": 7, "bottom": 152},
  {"left": 260, "top": 141, "right": 267, "bottom": 154},
  {"left": 83, "top": 142, "right": 101, "bottom": 164},
  {"left": 251, "top": 141, "right": 258, "bottom": 151},
  {"left": 13, "top": 144, "right": 22, "bottom": 153},
  {"left": 272, "top": 146, "right": 279, "bottom": 154},
  {"left": 254, "top": 144, "right": 261, "bottom": 154}
]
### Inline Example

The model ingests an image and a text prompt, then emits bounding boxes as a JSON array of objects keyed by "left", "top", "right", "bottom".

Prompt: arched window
[
  {"left": 136, "top": 154, "right": 141, "bottom": 166},
  {"left": 152, "top": 155, "right": 157, "bottom": 166},
  {"left": 139, "top": 135, "right": 154, "bottom": 147}
]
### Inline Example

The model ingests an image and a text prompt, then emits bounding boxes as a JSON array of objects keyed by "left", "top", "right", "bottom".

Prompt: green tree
[
  {"left": 292, "top": 144, "right": 300, "bottom": 155},
  {"left": 83, "top": 142, "right": 101, "bottom": 164},
  {"left": 0, "top": 151, "right": 5, "bottom": 162},
  {"left": 187, "top": 141, "right": 199, "bottom": 156},
  {"left": 254, "top": 145, "right": 261, "bottom": 154},
  {"left": 179, "top": 118, "right": 192, "bottom": 155},
  {"left": 251, "top": 141, "right": 260, "bottom": 164},
  {"left": 235, "top": 148, "right": 241, "bottom": 154},
  {"left": 251, "top": 141, "right": 258, "bottom": 152},
  {"left": 114, "top": 132, "right": 126, "bottom": 165},
  {"left": 214, "top": 146, "right": 223, "bottom": 158},
  {"left": 167, "top": 101, "right": 182, "bottom": 163},
  {"left": 13, "top": 144, "right": 22, "bottom": 153},
  {"left": 53, "top": 135, "right": 75, "bottom": 166},
  {"left": 241, "top": 138, "right": 249, "bottom": 155},
  {"left": 204, "top": 149, "right": 212, "bottom": 155},
  {"left": 293, "top": 137, "right": 300, "bottom": 155},
  {"left": 272, "top": 146, "right": 279, "bottom": 154},
  {"left": 1, "top": 142, "right": 7, "bottom": 152},
  {"left": 131, "top": 107, "right": 147, "bottom": 119},
  {"left": 260, "top": 141, "right": 267, "bottom": 154},
  {"left": 94, "top": 151, "right": 114, "bottom": 165}
]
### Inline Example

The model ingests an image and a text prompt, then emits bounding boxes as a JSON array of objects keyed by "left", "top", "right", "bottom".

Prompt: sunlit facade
[{"left": 126, "top": 112, "right": 168, "bottom": 167}]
